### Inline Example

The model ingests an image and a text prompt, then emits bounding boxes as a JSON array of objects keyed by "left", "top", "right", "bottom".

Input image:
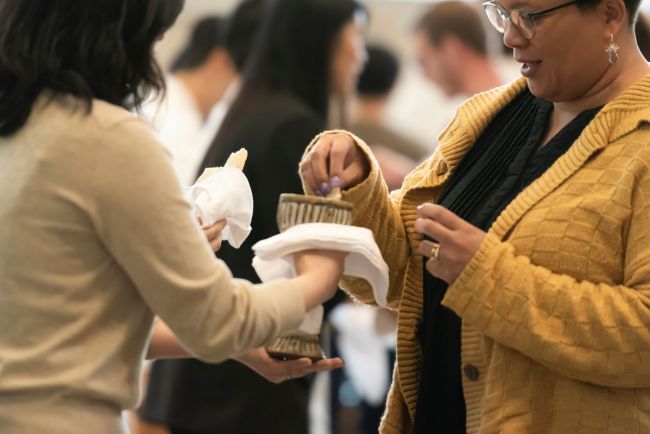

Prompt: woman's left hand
[
  {"left": 414, "top": 203, "right": 487, "bottom": 285},
  {"left": 199, "top": 218, "right": 227, "bottom": 252},
  {"left": 234, "top": 347, "right": 344, "bottom": 384}
]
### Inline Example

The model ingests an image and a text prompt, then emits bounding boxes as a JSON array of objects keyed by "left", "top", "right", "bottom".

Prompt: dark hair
[
  {"left": 416, "top": 1, "right": 487, "bottom": 56},
  {"left": 607, "top": 0, "right": 642, "bottom": 25},
  {"left": 0, "top": 0, "right": 185, "bottom": 137},
  {"left": 357, "top": 45, "right": 400, "bottom": 97},
  {"left": 210, "top": 0, "right": 365, "bottom": 154},
  {"left": 224, "top": 0, "right": 265, "bottom": 72},
  {"left": 171, "top": 16, "right": 225, "bottom": 73},
  {"left": 636, "top": 14, "right": 650, "bottom": 59},
  {"left": 575, "top": 0, "right": 642, "bottom": 25},
  {"left": 625, "top": 0, "right": 644, "bottom": 25}
]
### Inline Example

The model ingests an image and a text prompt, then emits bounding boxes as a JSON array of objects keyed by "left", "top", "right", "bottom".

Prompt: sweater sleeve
[
  {"left": 301, "top": 130, "right": 412, "bottom": 310},
  {"left": 87, "top": 117, "right": 305, "bottom": 363},
  {"left": 442, "top": 156, "right": 650, "bottom": 388}
]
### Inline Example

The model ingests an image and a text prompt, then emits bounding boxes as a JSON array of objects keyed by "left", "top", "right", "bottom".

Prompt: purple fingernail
[
  {"left": 321, "top": 182, "right": 331, "bottom": 195},
  {"left": 331, "top": 176, "right": 341, "bottom": 188},
  {"left": 316, "top": 189, "right": 323, "bottom": 196}
]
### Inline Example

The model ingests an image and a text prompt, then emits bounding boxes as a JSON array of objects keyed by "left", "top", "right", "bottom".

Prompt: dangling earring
[{"left": 605, "top": 33, "right": 620, "bottom": 64}]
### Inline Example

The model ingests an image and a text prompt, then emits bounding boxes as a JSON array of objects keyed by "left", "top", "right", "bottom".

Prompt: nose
[{"left": 502, "top": 21, "right": 528, "bottom": 49}]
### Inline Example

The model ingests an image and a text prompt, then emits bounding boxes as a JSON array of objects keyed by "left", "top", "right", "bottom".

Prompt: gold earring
[{"left": 605, "top": 33, "right": 620, "bottom": 64}]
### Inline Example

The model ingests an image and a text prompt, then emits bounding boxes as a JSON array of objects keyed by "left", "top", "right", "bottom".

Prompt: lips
[{"left": 517, "top": 59, "right": 542, "bottom": 78}]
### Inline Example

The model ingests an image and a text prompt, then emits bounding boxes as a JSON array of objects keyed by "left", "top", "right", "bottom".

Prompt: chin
[{"left": 525, "top": 79, "right": 550, "bottom": 100}]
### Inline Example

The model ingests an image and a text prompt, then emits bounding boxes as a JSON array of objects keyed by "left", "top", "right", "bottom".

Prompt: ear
[{"left": 601, "top": 0, "right": 628, "bottom": 36}]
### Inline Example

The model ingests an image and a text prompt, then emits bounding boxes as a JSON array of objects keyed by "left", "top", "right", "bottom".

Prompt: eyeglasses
[{"left": 482, "top": 0, "right": 581, "bottom": 39}]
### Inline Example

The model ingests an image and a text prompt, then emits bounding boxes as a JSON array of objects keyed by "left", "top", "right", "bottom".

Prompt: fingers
[
  {"left": 279, "top": 357, "right": 345, "bottom": 383},
  {"left": 414, "top": 216, "right": 452, "bottom": 243},
  {"left": 203, "top": 219, "right": 227, "bottom": 234},
  {"left": 328, "top": 137, "right": 349, "bottom": 188},
  {"left": 203, "top": 219, "right": 226, "bottom": 252},
  {"left": 300, "top": 159, "right": 318, "bottom": 195},
  {"left": 311, "top": 357, "right": 345, "bottom": 373},
  {"left": 309, "top": 138, "right": 333, "bottom": 194},
  {"left": 342, "top": 163, "right": 365, "bottom": 188},
  {"left": 416, "top": 203, "right": 465, "bottom": 231},
  {"left": 268, "top": 358, "right": 312, "bottom": 384},
  {"left": 418, "top": 239, "right": 440, "bottom": 259},
  {"left": 209, "top": 237, "right": 222, "bottom": 252},
  {"left": 425, "top": 257, "right": 448, "bottom": 281},
  {"left": 300, "top": 133, "right": 367, "bottom": 195}
]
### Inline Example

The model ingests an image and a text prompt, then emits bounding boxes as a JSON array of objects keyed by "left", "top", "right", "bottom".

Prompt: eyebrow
[{"left": 510, "top": 2, "right": 532, "bottom": 8}]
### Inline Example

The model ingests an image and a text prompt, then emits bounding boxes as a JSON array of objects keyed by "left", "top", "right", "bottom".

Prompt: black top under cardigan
[{"left": 413, "top": 88, "right": 602, "bottom": 433}]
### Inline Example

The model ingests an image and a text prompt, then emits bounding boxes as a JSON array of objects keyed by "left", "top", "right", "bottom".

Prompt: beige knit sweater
[
  {"left": 0, "top": 95, "right": 305, "bottom": 434},
  {"left": 306, "top": 75, "right": 650, "bottom": 433}
]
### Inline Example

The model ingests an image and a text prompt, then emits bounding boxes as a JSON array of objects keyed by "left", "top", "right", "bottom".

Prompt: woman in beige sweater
[{"left": 0, "top": 1, "right": 345, "bottom": 433}]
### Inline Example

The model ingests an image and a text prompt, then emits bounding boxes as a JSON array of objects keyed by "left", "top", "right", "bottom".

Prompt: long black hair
[
  {"left": 0, "top": 0, "right": 185, "bottom": 136},
  {"left": 210, "top": 0, "right": 364, "bottom": 153}
]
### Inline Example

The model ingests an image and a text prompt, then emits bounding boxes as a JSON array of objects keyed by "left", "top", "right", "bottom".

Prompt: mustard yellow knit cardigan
[{"left": 305, "top": 75, "right": 650, "bottom": 433}]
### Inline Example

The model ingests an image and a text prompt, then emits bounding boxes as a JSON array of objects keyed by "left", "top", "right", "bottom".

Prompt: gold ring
[{"left": 430, "top": 243, "right": 440, "bottom": 261}]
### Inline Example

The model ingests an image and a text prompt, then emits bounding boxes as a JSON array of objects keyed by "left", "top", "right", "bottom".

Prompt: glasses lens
[
  {"left": 511, "top": 10, "right": 535, "bottom": 38},
  {"left": 483, "top": 3, "right": 507, "bottom": 33}
]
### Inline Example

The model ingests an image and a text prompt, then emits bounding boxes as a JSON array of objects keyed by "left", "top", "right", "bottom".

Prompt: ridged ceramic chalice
[{"left": 266, "top": 190, "right": 352, "bottom": 361}]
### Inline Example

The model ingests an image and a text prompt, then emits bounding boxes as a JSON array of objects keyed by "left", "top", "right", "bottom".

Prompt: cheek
[
  {"left": 330, "top": 55, "right": 352, "bottom": 95},
  {"left": 340, "top": 45, "right": 362, "bottom": 88},
  {"left": 531, "top": 22, "right": 607, "bottom": 99}
]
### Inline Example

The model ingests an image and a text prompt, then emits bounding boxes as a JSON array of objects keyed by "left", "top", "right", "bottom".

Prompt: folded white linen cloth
[
  {"left": 185, "top": 167, "right": 253, "bottom": 249},
  {"left": 252, "top": 223, "right": 389, "bottom": 335}
]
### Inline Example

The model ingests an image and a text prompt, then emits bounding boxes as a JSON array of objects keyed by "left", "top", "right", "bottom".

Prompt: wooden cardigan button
[
  {"left": 435, "top": 159, "right": 448, "bottom": 175},
  {"left": 463, "top": 364, "right": 480, "bottom": 381}
]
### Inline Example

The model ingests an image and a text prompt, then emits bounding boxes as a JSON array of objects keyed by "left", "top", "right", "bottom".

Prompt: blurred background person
[
  {"left": 194, "top": 0, "right": 266, "bottom": 178},
  {"left": 414, "top": 1, "right": 504, "bottom": 98},
  {"left": 138, "top": 1, "right": 367, "bottom": 434},
  {"left": 349, "top": 45, "right": 429, "bottom": 189},
  {"left": 143, "top": 15, "right": 237, "bottom": 186},
  {"left": 135, "top": 1, "right": 265, "bottom": 434}
]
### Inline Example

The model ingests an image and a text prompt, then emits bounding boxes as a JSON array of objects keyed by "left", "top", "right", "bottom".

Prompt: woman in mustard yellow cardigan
[{"left": 302, "top": 0, "right": 650, "bottom": 432}]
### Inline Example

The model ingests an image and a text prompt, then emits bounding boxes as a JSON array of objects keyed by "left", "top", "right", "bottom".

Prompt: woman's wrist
[{"left": 293, "top": 272, "right": 336, "bottom": 311}]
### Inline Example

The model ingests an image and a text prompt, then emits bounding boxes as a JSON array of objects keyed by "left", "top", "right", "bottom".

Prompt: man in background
[
  {"left": 144, "top": 16, "right": 238, "bottom": 186},
  {"left": 349, "top": 45, "right": 428, "bottom": 189},
  {"left": 414, "top": 0, "right": 503, "bottom": 98}
]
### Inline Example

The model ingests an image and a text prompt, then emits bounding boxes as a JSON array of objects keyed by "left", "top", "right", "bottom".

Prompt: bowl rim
[{"left": 279, "top": 193, "right": 353, "bottom": 209}]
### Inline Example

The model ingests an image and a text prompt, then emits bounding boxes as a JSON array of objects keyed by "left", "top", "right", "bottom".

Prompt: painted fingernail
[
  {"left": 331, "top": 176, "right": 341, "bottom": 188},
  {"left": 316, "top": 189, "right": 323, "bottom": 196},
  {"left": 320, "top": 182, "right": 331, "bottom": 195}
]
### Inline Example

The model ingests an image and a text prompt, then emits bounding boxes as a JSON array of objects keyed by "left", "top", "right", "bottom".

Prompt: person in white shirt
[{"left": 146, "top": 17, "right": 239, "bottom": 186}]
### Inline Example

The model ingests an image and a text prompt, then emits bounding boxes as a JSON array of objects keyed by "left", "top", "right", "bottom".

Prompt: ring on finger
[{"left": 429, "top": 243, "right": 441, "bottom": 261}]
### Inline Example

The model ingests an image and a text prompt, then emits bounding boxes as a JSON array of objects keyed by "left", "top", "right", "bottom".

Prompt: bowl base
[{"left": 266, "top": 334, "right": 324, "bottom": 362}]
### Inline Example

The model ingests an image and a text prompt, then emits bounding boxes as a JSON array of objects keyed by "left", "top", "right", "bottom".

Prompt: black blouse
[{"left": 413, "top": 88, "right": 602, "bottom": 433}]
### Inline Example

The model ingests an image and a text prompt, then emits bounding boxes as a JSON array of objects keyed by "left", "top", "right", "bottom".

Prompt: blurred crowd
[{"left": 131, "top": 1, "right": 650, "bottom": 434}]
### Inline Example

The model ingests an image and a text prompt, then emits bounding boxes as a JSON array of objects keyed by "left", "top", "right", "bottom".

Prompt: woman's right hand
[
  {"left": 299, "top": 132, "right": 370, "bottom": 196},
  {"left": 292, "top": 249, "right": 347, "bottom": 310}
]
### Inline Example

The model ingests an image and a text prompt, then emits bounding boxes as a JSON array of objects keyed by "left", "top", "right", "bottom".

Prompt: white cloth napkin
[
  {"left": 185, "top": 168, "right": 253, "bottom": 249},
  {"left": 252, "top": 223, "right": 389, "bottom": 335}
]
